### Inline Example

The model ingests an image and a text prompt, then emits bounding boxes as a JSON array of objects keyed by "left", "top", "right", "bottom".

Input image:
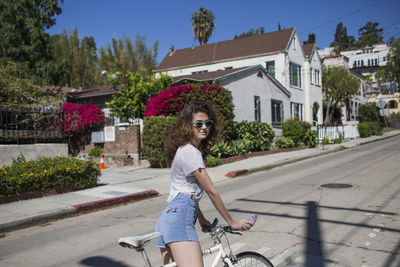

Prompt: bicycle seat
[{"left": 118, "top": 232, "right": 161, "bottom": 249}]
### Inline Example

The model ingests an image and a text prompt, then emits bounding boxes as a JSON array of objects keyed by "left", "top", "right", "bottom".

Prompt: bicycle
[{"left": 118, "top": 216, "right": 274, "bottom": 267}]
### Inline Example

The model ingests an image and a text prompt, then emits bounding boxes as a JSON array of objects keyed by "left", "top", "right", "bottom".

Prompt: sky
[{"left": 47, "top": 0, "right": 400, "bottom": 65}]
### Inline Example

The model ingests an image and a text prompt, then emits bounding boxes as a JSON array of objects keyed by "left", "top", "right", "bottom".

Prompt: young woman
[{"left": 155, "top": 101, "right": 253, "bottom": 267}]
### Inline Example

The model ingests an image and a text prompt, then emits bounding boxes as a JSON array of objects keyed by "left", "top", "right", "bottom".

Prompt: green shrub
[
  {"left": 333, "top": 138, "right": 342, "bottom": 144},
  {"left": 0, "top": 155, "right": 100, "bottom": 197},
  {"left": 206, "top": 156, "right": 222, "bottom": 167},
  {"left": 282, "top": 119, "right": 305, "bottom": 146},
  {"left": 88, "top": 146, "right": 103, "bottom": 157},
  {"left": 358, "top": 102, "right": 382, "bottom": 123},
  {"left": 210, "top": 140, "right": 232, "bottom": 158},
  {"left": 234, "top": 121, "right": 275, "bottom": 151},
  {"left": 358, "top": 122, "right": 370, "bottom": 138},
  {"left": 275, "top": 136, "right": 296, "bottom": 149},
  {"left": 230, "top": 139, "right": 251, "bottom": 156},
  {"left": 142, "top": 116, "right": 176, "bottom": 168},
  {"left": 368, "top": 121, "right": 383, "bottom": 136},
  {"left": 303, "top": 129, "right": 317, "bottom": 148}
]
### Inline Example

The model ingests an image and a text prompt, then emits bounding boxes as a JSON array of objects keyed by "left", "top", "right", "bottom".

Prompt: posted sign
[{"left": 104, "top": 126, "right": 115, "bottom": 142}]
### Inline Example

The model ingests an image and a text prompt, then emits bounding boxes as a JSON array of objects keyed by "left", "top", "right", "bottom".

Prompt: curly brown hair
[{"left": 164, "top": 101, "right": 222, "bottom": 167}]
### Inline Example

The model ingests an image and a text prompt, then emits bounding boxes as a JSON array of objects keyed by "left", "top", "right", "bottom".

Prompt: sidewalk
[{"left": 1, "top": 130, "right": 399, "bottom": 233}]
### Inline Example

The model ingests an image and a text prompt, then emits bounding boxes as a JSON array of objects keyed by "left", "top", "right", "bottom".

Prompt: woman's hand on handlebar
[{"left": 229, "top": 219, "right": 253, "bottom": 231}]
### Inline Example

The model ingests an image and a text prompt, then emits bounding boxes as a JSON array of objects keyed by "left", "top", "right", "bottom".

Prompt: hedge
[
  {"left": 142, "top": 116, "right": 176, "bottom": 168},
  {"left": 234, "top": 121, "right": 275, "bottom": 151},
  {"left": 282, "top": 119, "right": 306, "bottom": 146},
  {"left": 0, "top": 156, "right": 100, "bottom": 198}
]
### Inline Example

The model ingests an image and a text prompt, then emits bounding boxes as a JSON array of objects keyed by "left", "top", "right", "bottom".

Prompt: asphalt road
[{"left": 0, "top": 136, "right": 399, "bottom": 267}]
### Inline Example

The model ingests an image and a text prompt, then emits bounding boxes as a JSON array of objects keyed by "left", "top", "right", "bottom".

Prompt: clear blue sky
[{"left": 47, "top": 0, "right": 400, "bottom": 65}]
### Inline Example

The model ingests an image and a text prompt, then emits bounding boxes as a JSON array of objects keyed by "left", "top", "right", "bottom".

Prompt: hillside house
[{"left": 157, "top": 28, "right": 323, "bottom": 128}]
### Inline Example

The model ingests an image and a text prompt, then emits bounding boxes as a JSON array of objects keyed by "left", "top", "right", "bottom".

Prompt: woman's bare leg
[{"left": 169, "top": 241, "right": 203, "bottom": 267}]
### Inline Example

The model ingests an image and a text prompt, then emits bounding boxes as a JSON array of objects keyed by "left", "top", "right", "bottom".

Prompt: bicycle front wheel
[{"left": 228, "top": 251, "right": 274, "bottom": 267}]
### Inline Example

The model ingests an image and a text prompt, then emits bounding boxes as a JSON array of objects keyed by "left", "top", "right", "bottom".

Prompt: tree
[
  {"left": 98, "top": 35, "right": 158, "bottom": 82},
  {"left": 355, "top": 22, "right": 384, "bottom": 48},
  {"left": 330, "top": 22, "right": 355, "bottom": 53},
  {"left": 0, "top": 0, "right": 63, "bottom": 80},
  {"left": 384, "top": 38, "right": 400, "bottom": 85},
  {"left": 303, "top": 33, "right": 316, "bottom": 45},
  {"left": 191, "top": 7, "right": 216, "bottom": 45},
  {"left": 234, "top": 27, "right": 264, "bottom": 39},
  {"left": 107, "top": 68, "right": 172, "bottom": 120},
  {"left": 322, "top": 66, "right": 360, "bottom": 123},
  {"left": 0, "top": 62, "right": 61, "bottom": 106},
  {"left": 46, "top": 28, "right": 98, "bottom": 88}
]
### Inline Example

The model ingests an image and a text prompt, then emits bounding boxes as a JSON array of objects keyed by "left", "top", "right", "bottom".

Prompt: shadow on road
[
  {"left": 80, "top": 256, "right": 130, "bottom": 267},
  {"left": 230, "top": 196, "right": 400, "bottom": 266}
]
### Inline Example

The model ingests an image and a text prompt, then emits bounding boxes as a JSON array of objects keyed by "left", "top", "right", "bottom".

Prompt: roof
[
  {"left": 68, "top": 86, "right": 120, "bottom": 99},
  {"left": 41, "top": 85, "right": 76, "bottom": 95},
  {"left": 158, "top": 28, "right": 295, "bottom": 71},
  {"left": 302, "top": 43, "right": 315, "bottom": 59},
  {"left": 349, "top": 69, "right": 366, "bottom": 80},
  {"left": 173, "top": 65, "right": 291, "bottom": 97},
  {"left": 172, "top": 67, "right": 248, "bottom": 83}
]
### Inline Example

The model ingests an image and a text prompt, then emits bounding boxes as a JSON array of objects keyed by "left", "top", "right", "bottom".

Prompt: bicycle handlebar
[{"left": 201, "top": 215, "right": 257, "bottom": 234}]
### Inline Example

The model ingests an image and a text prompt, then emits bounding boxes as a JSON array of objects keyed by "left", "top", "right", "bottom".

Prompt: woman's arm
[
  {"left": 193, "top": 168, "right": 252, "bottom": 231},
  {"left": 197, "top": 208, "right": 212, "bottom": 228}
]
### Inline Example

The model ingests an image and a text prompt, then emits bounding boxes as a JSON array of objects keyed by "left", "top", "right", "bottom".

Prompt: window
[
  {"left": 254, "top": 96, "right": 261, "bottom": 122},
  {"left": 310, "top": 67, "right": 313, "bottom": 84},
  {"left": 191, "top": 70, "right": 208, "bottom": 74},
  {"left": 271, "top": 100, "right": 283, "bottom": 126},
  {"left": 265, "top": 61, "right": 275, "bottom": 77},
  {"left": 291, "top": 102, "right": 303, "bottom": 121},
  {"left": 293, "top": 37, "right": 296, "bottom": 50},
  {"left": 368, "top": 59, "right": 371, "bottom": 66},
  {"left": 314, "top": 69, "right": 320, "bottom": 86},
  {"left": 289, "top": 63, "right": 302, "bottom": 88},
  {"left": 389, "top": 100, "right": 398, "bottom": 109},
  {"left": 375, "top": 59, "right": 378, "bottom": 65}
]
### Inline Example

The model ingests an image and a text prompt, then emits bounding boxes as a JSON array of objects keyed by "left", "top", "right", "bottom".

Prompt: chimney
[{"left": 169, "top": 45, "right": 175, "bottom": 56}]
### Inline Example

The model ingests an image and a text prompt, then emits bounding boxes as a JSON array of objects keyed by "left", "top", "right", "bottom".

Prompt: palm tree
[{"left": 191, "top": 7, "right": 215, "bottom": 45}]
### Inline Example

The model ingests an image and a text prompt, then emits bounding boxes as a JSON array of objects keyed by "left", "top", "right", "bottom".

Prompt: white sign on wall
[
  {"left": 104, "top": 126, "right": 115, "bottom": 142},
  {"left": 91, "top": 131, "right": 104, "bottom": 143}
]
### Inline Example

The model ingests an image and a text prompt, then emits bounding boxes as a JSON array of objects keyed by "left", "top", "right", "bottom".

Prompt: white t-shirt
[{"left": 167, "top": 143, "right": 205, "bottom": 202}]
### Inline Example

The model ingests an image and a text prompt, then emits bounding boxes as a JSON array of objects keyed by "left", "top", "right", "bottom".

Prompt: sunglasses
[{"left": 192, "top": 120, "right": 214, "bottom": 130}]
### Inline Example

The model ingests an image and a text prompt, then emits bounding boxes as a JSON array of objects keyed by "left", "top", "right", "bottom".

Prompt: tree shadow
[{"left": 79, "top": 256, "right": 130, "bottom": 267}]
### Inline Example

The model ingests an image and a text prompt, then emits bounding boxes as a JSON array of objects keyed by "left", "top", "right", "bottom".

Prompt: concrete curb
[
  {"left": 0, "top": 190, "right": 159, "bottom": 233},
  {"left": 73, "top": 190, "right": 159, "bottom": 213},
  {"left": 0, "top": 208, "right": 76, "bottom": 234},
  {"left": 225, "top": 132, "right": 400, "bottom": 178}
]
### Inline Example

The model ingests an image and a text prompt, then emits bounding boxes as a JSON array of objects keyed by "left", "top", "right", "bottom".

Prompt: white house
[
  {"left": 157, "top": 28, "right": 323, "bottom": 127},
  {"left": 340, "top": 43, "right": 391, "bottom": 82},
  {"left": 173, "top": 65, "right": 291, "bottom": 134},
  {"left": 322, "top": 54, "right": 366, "bottom": 123}
]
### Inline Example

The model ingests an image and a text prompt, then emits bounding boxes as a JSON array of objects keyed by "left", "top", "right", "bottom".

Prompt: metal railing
[{"left": 0, "top": 104, "right": 64, "bottom": 144}]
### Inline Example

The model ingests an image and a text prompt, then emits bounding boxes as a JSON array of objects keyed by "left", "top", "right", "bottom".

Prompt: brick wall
[{"left": 82, "top": 124, "right": 139, "bottom": 156}]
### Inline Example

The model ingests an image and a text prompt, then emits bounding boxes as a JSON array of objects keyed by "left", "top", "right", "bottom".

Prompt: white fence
[{"left": 311, "top": 125, "right": 359, "bottom": 142}]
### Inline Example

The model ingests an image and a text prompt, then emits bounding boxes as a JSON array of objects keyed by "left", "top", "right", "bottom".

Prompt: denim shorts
[{"left": 155, "top": 193, "right": 199, "bottom": 248}]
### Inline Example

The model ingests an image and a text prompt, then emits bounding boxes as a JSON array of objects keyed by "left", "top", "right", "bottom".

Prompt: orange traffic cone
[{"left": 99, "top": 155, "right": 107, "bottom": 170}]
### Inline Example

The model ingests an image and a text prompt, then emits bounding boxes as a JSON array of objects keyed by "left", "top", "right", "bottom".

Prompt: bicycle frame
[{"left": 162, "top": 243, "right": 233, "bottom": 267}]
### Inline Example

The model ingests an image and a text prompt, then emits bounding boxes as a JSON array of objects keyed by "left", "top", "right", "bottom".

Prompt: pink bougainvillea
[
  {"left": 144, "top": 84, "right": 222, "bottom": 117},
  {"left": 60, "top": 102, "right": 104, "bottom": 135}
]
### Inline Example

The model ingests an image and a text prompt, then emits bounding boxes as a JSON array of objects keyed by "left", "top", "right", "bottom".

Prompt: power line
[{"left": 300, "top": 0, "right": 385, "bottom": 33}]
